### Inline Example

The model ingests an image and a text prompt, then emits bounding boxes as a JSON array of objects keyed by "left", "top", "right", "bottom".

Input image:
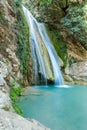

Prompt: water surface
[{"left": 18, "top": 85, "right": 87, "bottom": 130}]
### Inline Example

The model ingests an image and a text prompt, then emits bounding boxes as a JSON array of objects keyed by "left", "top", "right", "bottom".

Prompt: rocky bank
[
  {"left": 0, "top": 88, "right": 50, "bottom": 130},
  {"left": 0, "top": 109, "right": 50, "bottom": 130}
]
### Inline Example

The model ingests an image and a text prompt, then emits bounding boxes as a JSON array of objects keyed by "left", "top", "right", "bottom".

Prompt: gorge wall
[{"left": 22, "top": 0, "right": 87, "bottom": 85}]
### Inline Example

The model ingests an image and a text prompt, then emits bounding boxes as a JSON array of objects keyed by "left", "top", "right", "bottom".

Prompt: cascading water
[{"left": 22, "top": 6, "right": 64, "bottom": 85}]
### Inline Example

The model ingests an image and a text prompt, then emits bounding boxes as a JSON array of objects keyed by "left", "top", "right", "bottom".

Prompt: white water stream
[{"left": 22, "top": 6, "right": 64, "bottom": 85}]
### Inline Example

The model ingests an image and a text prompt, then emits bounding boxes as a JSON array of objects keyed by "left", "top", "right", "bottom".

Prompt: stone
[
  {"left": 0, "top": 90, "right": 11, "bottom": 110},
  {"left": 69, "top": 61, "right": 87, "bottom": 82},
  {"left": 65, "top": 64, "right": 70, "bottom": 75},
  {"left": 64, "top": 74, "right": 73, "bottom": 82},
  {"left": 0, "top": 109, "right": 51, "bottom": 130},
  {"left": 6, "top": 48, "right": 20, "bottom": 65},
  {"left": 0, "top": 61, "right": 9, "bottom": 78},
  {"left": 0, "top": 76, "right": 6, "bottom": 86},
  {"left": 12, "top": 64, "right": 19, "bottom": 72}
]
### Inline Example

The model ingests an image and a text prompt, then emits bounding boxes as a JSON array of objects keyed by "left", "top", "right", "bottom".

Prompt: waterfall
[{"left": 22, "top": 6, "right": 64, "bottom": 85}]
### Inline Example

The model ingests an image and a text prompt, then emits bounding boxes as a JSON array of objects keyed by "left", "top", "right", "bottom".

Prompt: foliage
[
  {"left": 61, "top": 4, "right": 87, "bottom": 49},
  {"left": 25, "top": 0, "right": 71, "bottom": 25},
  {"left": 10, "top": 81, "right": 23, "bottom": 115},
  {"left": 61, "top": 7, "right": 84, "bottom": 34},
  {"left": 13, "top": 0, "right": 33, "bottom": 85},
  {"left": 13, "top": 0, "right": 22, "bottom": 6},
  {"left": 37, "top": 0, "right": 52, "bottom": 6},
  {"left": 15, "top": 10, "right": 29, "bottom": 79},
  {"left": 36, "top": 0, "right": 69, "bottom": 8},
  {"left": 10, "top": 86, "right": 23, "bottom": 102}
]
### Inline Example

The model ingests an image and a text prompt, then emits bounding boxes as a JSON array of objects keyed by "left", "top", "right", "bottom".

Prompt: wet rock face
[{"left": 0, "top": 109, "right": 51, "bottom": 130}]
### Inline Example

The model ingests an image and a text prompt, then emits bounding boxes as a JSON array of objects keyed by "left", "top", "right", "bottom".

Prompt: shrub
[
  {"left": 13, "top": 0, "right": 22, "bottom": 7},
  {"left": 61, "top": 5, "right": 87, "bottom": 49},
  {"left": 13, "top": 0, "right": 33, "bottom": 85}
]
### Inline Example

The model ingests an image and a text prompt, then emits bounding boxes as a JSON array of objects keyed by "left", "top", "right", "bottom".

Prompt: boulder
[
  {"left": 64, "top": 74, "right": 73, "bottom": 83},
  {"left": 0, "top": 76, "right": 6, "bottom": 86},
  {"left": 69, "top": 61, "right": 87, "bottom": 78},
  {"left": 0, "top": 88, "right": 12, "bottom": 110},
  {"left": 69, "top": 61, "right": 87, "bottom": 83}
]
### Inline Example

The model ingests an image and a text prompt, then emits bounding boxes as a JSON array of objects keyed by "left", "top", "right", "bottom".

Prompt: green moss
[
  {"left": 46, "top": 25, "right": 67, "bottom": 67},
  {"left": 10, "top": 83, "right": 23, "bottom": 115}
]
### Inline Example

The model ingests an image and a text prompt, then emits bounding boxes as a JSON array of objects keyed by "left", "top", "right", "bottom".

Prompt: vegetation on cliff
[
  {"left": 26, "top": 0, "right": 87, "bottom": 62},
  {"left": 13, "top": 0, "right": 33, "bottom": 85},
  {"left": 10, "top": 81, "right": 23, "bottom": 115},
  {"left": 61, "top": 1, "right": 87, "bottom": 49}
]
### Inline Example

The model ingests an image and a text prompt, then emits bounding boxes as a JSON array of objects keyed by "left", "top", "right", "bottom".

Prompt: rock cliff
[
  {"left": 0, "top": 0, "right": 23, "bottom": 80},
  {"left": 0, "top": 0, "right": 22, "bottom": 110}
]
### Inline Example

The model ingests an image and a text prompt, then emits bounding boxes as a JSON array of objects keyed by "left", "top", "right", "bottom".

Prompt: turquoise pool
[{"left": 17, "top": 85, "right": 87, "bottom": 130}]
